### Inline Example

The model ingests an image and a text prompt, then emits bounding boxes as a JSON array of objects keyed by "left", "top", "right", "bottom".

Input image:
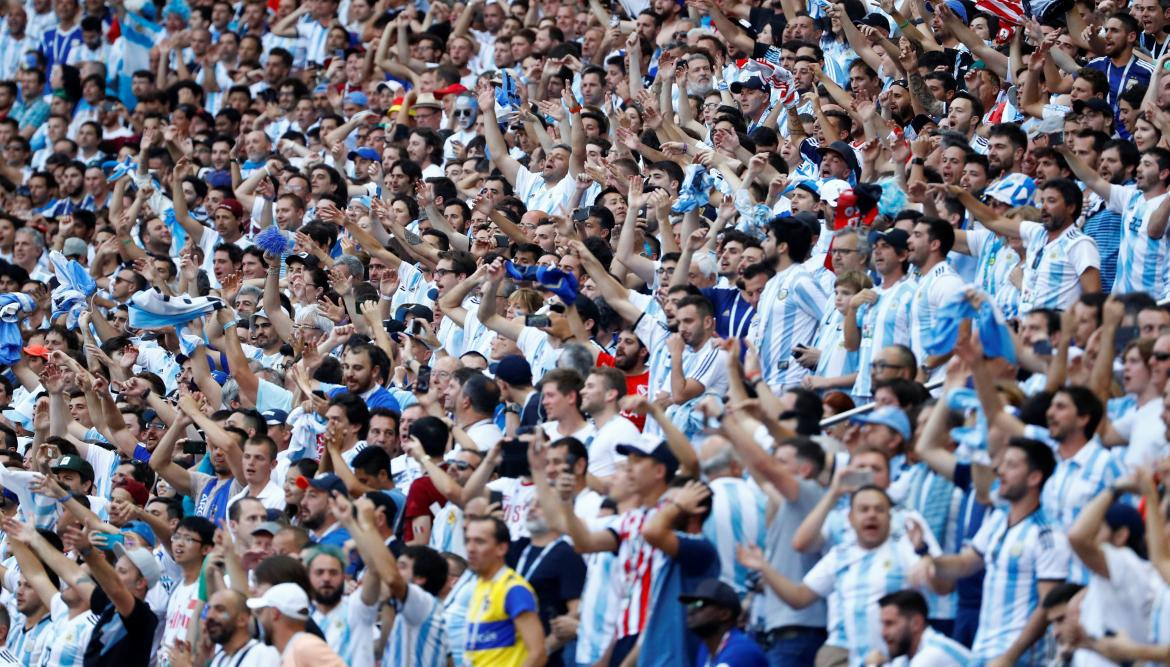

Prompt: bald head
[{"left": 698, "top": 435, "right": 739, "bottom": 479}]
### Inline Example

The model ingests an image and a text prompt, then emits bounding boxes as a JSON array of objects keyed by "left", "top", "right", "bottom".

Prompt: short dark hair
[
  {"left": 1054, "top": 385, "right": 1104, "bottom": 439},
  {"left": 178, "top": 516, "right": 216, "bottom": 545},
  {"left": 878, "top": 589, "right": 929, "bottom": 619},
  {"left": 778, "top": 436, "right": 825, "bottom": 477},
  {"left": 466, "top": 514, "right": 510, "bottom": 544},
  {"left": 459, "top": 372, "right": 501, "bottom": 416},
  {"left": 1042, "top": 582, "right": 1085, "bottom": 609},
  {"left": 1040, "top": 178, "right": 1085, "bottom": 220},
  {"left": 329, "top": 392, "right": 371, "bottom": 439},
  {"left": 549, "top": 436, "right": 590, "bottom": 468},
  {"left": 769, "top": 218, "right": 813, "bottom": 262},
  {"left": 402, "top": 545, "right": 449, "bottom": 596},
  {"left": 351, "top": 445, "right": 391, "bottom": 477},
  {"left": 409, "top": 416, "right": 450, "bottom": 458},
  {"left": 917, "top": 217, "right": 955, "bottom": 257},
  {"left": 1006, "top": 437, "right": 1058, "bottom": 485}
]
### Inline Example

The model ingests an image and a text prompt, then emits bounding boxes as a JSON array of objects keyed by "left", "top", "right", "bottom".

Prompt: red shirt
[
  {"left": 402, "top": 475, "right": 446, "bottom": 542},
  {"left": 621, "top": 370, "right": 650, "bottom": 431}
]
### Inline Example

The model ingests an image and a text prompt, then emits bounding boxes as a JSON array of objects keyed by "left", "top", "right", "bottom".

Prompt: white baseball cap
[{"left": 246, "top": 583, "right": 310, "bottom": 620}]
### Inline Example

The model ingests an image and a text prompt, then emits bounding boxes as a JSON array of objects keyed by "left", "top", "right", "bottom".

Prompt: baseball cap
[
  {"left": 348, "top": 147, "right": 380, "bottom": 162},
  {"left": 983, "top": 173, "right": 1036, "bottom": 208},
  {"left": 868, "top": 228, "right": 910, "bottom": 253},
  {"left": 850, "top": 406, "right": 912, "bottom": 442},
  {"left": 493, "top": 355, "right": 532, "bottom": 387},
  {"left": 262, "top": 409, "right": 289, "bottom": 425},
  {"left": 250, "top": 309, "right": 271, "bottom": 325},
  {"left": 395, "top": 303, "right": 434, "bottom": 322},
  {"left": 52, "top": 455, "right": 95, "bottom": 480},
  {"left": 1072, "top": 98, "right": 1112, "bottom": 116},
  {"left": 729, "top": 73, "right": 767, "bottom": 93},
  {"left": 433, "top": 83, "right": 468, "bottom": 97},
  {"left": 945, "top": 0, "right": 968, "bottom": 22},
  {"left": 22, "top": 344, "right": 49, "bottom": 359},
  {"left": 62, "top": 237, "right": 88, "bottom": 259},
  {"left": 246, "top": 582, "right": 310, "bottom": 620},
  {"left": 251, "top": 521, "right": 283, "bottom": 537},
  {"left": 616, "top": 433, "right": 679, "bottom": 472},
  {"left": 816, "top": 141, "right": 861, "bottom": 177},
  {"left": 678, "top": 578, "right": 742, "bottom": 616},
  {"left": 344, "top": 91, "right": 369, "bottom": 107},
  {"left": 121, "top": 519, "right": 156, "bottom": 547},
  {"left": 789, "top": 180, "right": 821, "bottom": 200},
  {"left": 788, "top": 211, "right": 821, "bottom": 238},
  {"left": 284, "top": 253, "right": 319, "bottom": 268},
  {"left": 308, "top": 473, "right": 348, "bottom": 497},
  {"left": 216, "top": 198, "right": 245, "bottom": 219},
  {"left": 114, "top": 544, "right": 161, "bottom": 588},
  {"left": 819, "top": 179, "right": 852, "bottom": 208}
]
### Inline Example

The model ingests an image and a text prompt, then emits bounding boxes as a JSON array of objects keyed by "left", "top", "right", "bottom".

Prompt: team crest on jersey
[
  {"left": 448, "top": 512, "right": 456, "bottom": 524},
  {"left": 1010, "top": 544, "right": 1024, "bottom": 556},
  {"left": 777, "top": 289, "right": 789, "bottom": 300}
]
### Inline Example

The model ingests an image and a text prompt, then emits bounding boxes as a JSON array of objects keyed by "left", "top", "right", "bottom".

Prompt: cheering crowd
[{"left": 7, "top": 0, "right": 1170, "bottom": 664}]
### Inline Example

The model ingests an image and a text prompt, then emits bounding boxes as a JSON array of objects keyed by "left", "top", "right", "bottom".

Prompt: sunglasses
[
  {"left": 444, "top": 460, "right": 472, "bottom": 471},
  {"left": 452, "top": 109, "right": 474, "bottom": 118},
  {"left": 1153, "top": 352, "right": 1170, "bottom": 362}
]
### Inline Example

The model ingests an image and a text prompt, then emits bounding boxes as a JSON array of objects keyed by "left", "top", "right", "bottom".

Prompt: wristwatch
[{"left": 504, "top": 402, "right": 522, "bottom": 415}]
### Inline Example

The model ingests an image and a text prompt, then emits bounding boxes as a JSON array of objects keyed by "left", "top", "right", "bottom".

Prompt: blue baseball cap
[
  {"left": 263, "top": 409, "right": 289, "bottom": 425},
  {"left": 344, "top": 91, "right": 369, "bottom": 107},
  {"left": 850, "top": 406, "right": 912, "bottom": 442},
  {"left": 122, "top": 520, "right": 157, "bottom": 547},
  {"left": 308, "top": 473, "right": 348, "bottom": 497},
  {"left": 348, "top": 147, "right": 379, "bottom": 162}
]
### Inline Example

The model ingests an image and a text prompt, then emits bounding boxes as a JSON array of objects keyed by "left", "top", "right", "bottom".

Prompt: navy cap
[
  {"left": 307, "top": 473, "right": 348, "bottom": 497},
  {"left": 678, "top": 578, "right": 742, "bottom": 616},
  {"left": 263, "top": 409, "right": 289, "bottom": 425},
  {"left": 494, "top": 355, "right": 532, "bottom": 387},
  {"left": 616, "top": 433, "right": 679, "bottom": 472}
]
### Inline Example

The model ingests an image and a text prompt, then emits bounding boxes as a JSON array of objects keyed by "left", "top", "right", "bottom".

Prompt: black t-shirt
[
  {"left": 506, "top": 538, "right": 586, "bottom": 667},
  {"left": 83, "top": 587, "right": 159, "bottom": 667}
]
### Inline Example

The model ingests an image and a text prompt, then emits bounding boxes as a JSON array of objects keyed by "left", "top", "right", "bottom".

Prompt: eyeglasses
[
  {"left": 1153, "top": 351, "right": 1170, "bottom": 362},
  {"left": 434, "top": 268, "right": 453, "bottom": 277},
  {"left": 147, "top": 421, "right": 166, "bottom": 429},
  {"left": 452, "top": 109, "right": 474, "bottom": 118},
  {"left": 871, "top": 361, "right": 903, "bottom": 371},
  {"left": 172, "top": 533, "right": 204, "bottom": 544},
  {"left": 445, "top": 460, "right": 472, "bottom": 471}
]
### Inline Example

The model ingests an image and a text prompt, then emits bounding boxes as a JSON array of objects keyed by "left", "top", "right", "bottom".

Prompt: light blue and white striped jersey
[
  {"left": 429, "top": 503, "right": 465, "bottom": 558},
  {"left": 40, "top": 594, "right": 97, "bottom": 667},
  {"left": 803, "top": 538, "right": 922, "bottom": 663},
  {"left": 389, "top": 262, "right": 434, "bottom": 315},
  {"left": 295, "top": 15, "right": 331, "bottom": 65},
  {"left": 1017, "top": 220, "right": 1100, "bottom": 314},
  {"left": 965, "top": 228, "right": 1022, "bottom": 320},
  {"left": 1041, "top": 439, "right": 1124, "bottom": 585},
  {"left": 889, "top": 626, "right": 972, "bottom": 666},
  {"left": 811, "top": 307, "right": 855, "bottom": 381},
  {"left": 382, "top": 583, "right": 448, "bottom": 667},
  {"left": 970, "top": 507, "right": 1070, "bottom": 665},
  {"left": 851, "top": 276, "right": 916, "bottom": 399},
  {"left": 6, "top": 614, "right": 50, "bottom": 667},
  {"left": 1107, "top": 393, "right": 1138, "bottom": 422},
  {"left": 627, "top": 290, "right": 666, "bottom": 325},
  {"left": 753, "top": 263, "right": 827, "bottom": 391},
  {"left": 516, "top": 327, "right": 561, "bottom": 384},
  {"left": 311, "top": 593, "right": 379, "bottom": 667},
  {"left": 442, "top": 569, "right": 476, "bottom": 667},
  {"left": 887, "top": 463, "right": 962, "bottom": 621},
  {"left": 909, "top": 262, "right": 965, "bottom": 371},
  {"left": 1151, "top": 577, "right": 1170, "bottom": 647},
  {"left": 1107, "top": 184, "right": 1170, "bottom": 299},
  {"left": 634, "top": 314, "right": 728, "bottom": 436},
  {"left": 575, "top": 515, "right": 620, "bottom": 666},
  {"left": 702, "top": 477, "right": 766, "bottom": 596}
]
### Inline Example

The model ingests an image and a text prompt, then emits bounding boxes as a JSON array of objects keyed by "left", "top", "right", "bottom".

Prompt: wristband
[
  {"left": 56, "top": 494, "right": 71, "bottom": 505},
  {"left": 78, "top": 546, "right": 93, "bottom": 558},
  {"left": 568, "top": 105, "right": 582, "bottom": 114},
  {"left": 911, "top": 157, "right": 926, "bottom": 166},
  {"left": 897, "top": 20, "right": 909, "bottom": 29},
  {"left": 223, "top": 321, "right": 238, "bottom": 333}
]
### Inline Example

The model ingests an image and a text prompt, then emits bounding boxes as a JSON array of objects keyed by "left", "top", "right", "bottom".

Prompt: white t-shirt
[
  {"left": 486, "top": 477, "right": 537, "bottom": 539},
  {"left": 1113, "top": 398, "right": 1169, "bottom": 471},
  {"left": 539, "top": 420, "right": 596, "bottom": 444},
  {"left": 587, "top": 415, "right": 638, "bottom": 478},
  {"left": 160, "top": 579, "right": 200, "bottom": 666}
]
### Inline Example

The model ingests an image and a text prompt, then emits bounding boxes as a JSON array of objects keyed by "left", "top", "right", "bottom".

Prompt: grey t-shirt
[{"left": 753, "top": 477, "right": 828, "bottom": 630}]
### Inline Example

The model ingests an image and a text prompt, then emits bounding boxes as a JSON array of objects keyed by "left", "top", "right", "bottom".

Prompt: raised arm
[
  {"left": 735, "top": 543, "right": 821, "bottom": 609},
  {"left": 477, "top": 85, "right": 522, "bottom": 185},
  {"left": 570, "top": 239, "right": 643, "bottom": 325},
  {"left": 149, "top": 414, "right": 195, "bottom": 497}
]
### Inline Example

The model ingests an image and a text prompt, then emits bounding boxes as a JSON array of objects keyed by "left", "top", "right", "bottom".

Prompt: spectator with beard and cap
[
  {"left": 678, "top": 579, "right": 766, "bottom": 667},
  {"left": 299, "top": 474, "right": 351, "bottom": 549},
  {"left": 306, "top": 542, "right": 381, "bottom": 667},
  {"left": 247, "top": 584, "right": 345, "bottom": 667},
  {"left": 200, "top": 590, "right": 281, "bottom": 666},
  {"left": 873, "top": 589, "right": 971, "bottom": 666}
]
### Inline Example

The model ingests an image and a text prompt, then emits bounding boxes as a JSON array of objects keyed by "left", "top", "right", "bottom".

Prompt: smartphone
[
  {"left": 42, "top": 444, "right": 60, "bottom": 462},
  {"left": 415, "top": 365, "right": 431, "bottom": 394},
  {"left": 792, "top": 344, "right": 807, "bottom": 358},
  {"left": 840, "top": 469, "right": 875, "bottom": 489},
  {"left": 403, "top": 229, "right": 423, "bottom": 246},
  {"left": 525, "top": 314, "right": 551, "bottom": 328},
  {"left": 182, "top": 439, "right": 207, "bottom": 455},
  {"left": 488, "top": 490, "right": 504, "bottom": 506},
  {"left": 1115, "top": 325, "right": 1140, "bottom": 355},
  {"left": 1032, "top": 339, "right": 1053, "bottom": 356},
  {"left": 96, "top": 532, "right": 125, "bottom": 552},
  {"left": 498, "top": 438, "right": 532, "bottom": 478},
  {"left": 494, "top": 234, "right": 509, "bottom": 248}
]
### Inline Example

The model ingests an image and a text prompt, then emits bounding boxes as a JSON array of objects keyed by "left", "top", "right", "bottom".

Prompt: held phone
[
  {"left": 95, "top": 532, "right": 125, "bottom": 552},
  {"left": 183, "top": 439, "right": 208, "bottom": 455},
  {"left": 840, "top": 469, "right": 875, "bottom": 489},
  {"left": 495, "top": 234, "right": 509, "bottom": 248},
  {"left": 1032, "top": 339, "right": 1053, "bottom": 357},
  {"left": 489, "top": 490, "right": 504, "bottom": 506},
  {"left": 498, "top": 438, "right": 532, "bottom": 478},
  {"left": 792, "top": 343, "right": 809, "bottom": 358},
  {"left": 403, "top": 229, "right": 423, "bottom": 246},
  {"left": 415, "top": 365, "right": 431, "bottom": 394},
  {"left": 525, "top": 314, "right": 552, "bottom": 328}
]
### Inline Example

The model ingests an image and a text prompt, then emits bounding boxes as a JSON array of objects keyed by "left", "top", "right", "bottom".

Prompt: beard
[
  {"left": 302, "top": 509, "right": 325, "bottom": 531},
  {"left": 313, "top": 585, "right": 343, "bottom": 607},
  {"left": 688, "top": 618, "right": 724, "bottom": 638},
  {"left": 525, "top": 516, "right": 549, "bottom": 536},
  {"left": 206, "top": 619, "right": 234, "bottom": 645},
  {"left": 889, "top": 632, "right": 913, "bottom": 658},
  {"left": 688, "top": 81, "right": 713, "bottom": 96}
]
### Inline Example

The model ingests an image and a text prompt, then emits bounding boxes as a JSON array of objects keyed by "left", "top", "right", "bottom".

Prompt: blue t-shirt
[
  {"left": 638, "top": 534, "right": 720, "bottom": 667},
  {"left": 694, "top": 628, "right": 767, "bottom": 667},
  {"left": 700, "top": 287, "right": 755, "bottom": 340},
  {"left": 325, "top": 385, "right": 402, "bottom": 412}
]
